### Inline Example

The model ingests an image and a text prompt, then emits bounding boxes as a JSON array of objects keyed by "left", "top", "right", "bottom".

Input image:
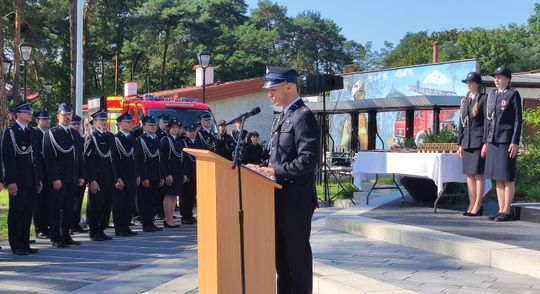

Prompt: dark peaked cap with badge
[
  {"left": 71, "top": 114, "right": 82, "bottom": 124},
  {"left": 34, "top": 109, "right": 50, "bottom": 119},
  {"left": 57, "top": 103, "right": 73, "bottom": 114},
  {"left": 116, "top": 113, "right": 133, "bottom": 123},
  {"left": 157, "top": 113, "right": 170, "bottom": 123},
  {"left": 11, "top": 101, "right": 33, "bottom": 114},
  {"left": 185, "top": 123, "right": 198, "bottom": 131},
  {"left": 142, "top": 115, "right": 157, "bottom": 125},
  {"left": 263, "top": 66, "right": 299, "bottom": 89},
  {"left": 168, "top": 116, "right": 182, "bottom": 128},
  {"left": 461, "top": 72, "right": 483, "bottom": 84},
  {"left": 491, "top": 66, "right": 512, "bottom": 79},
  {"left": 91, "top": 110, "right": 108, "bottom": 121}
]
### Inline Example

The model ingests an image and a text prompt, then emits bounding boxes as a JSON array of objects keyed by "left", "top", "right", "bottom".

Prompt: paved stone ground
[
  {"left": 362, "top": 197, "right": 540, "bottom": 251},
  {"left": 0, "top": 215, "right": 198, "bottom": 293},
  {"left": 1, "top": 200, "right": 540, "bottom": 293}
]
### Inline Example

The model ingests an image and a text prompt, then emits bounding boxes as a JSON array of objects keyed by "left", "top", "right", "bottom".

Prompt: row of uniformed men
[{"left": 1, "top": 101, "right": 209, "bottom": 255}]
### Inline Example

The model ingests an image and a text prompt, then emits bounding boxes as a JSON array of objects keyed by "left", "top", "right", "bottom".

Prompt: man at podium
[{"left": 251, "top": 66, "right": 319, "bottom": 294}]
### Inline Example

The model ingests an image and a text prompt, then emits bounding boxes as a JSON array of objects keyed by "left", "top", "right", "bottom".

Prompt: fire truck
[
  {"left": 105, "top": 95, "right": 217, "bottom": 133},
  {"left": 394, "top": 109, "right": 458, "bottom": 144}
]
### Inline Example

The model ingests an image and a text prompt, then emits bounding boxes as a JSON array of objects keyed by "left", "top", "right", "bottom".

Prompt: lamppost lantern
[
  {"left": 198, "top": 51, "right": 211, "bottom": 69},
  {"left": 197, "top": 51, "right": 211, "bottom": 104},
  {"left": 43, "top": 84, "right": 53, "bottom": 94},
  {"left": 19, "top": 42, "right": 33, "bottom": 62},
  {"left": 19, "top": 42, "right": 33, "bottom": 101},
  {"left": 2, "top": 59, "right": 12, "bottom": 76}
]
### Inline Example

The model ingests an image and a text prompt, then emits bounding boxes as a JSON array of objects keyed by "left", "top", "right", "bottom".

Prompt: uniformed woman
[
  {"left": 482, "top": 66, "right": 522, "bottom": 222},
  {"left": 160, "top": 117, "right": 186, "bottom": 228},
  {"left": 457, "top": 72, "right": 487, "bottom": 217}
]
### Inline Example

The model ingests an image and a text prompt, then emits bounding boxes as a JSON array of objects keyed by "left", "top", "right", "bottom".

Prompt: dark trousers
[
  {"left": 49, "top": 183, "right": 76, "bottom": 243},
  {"left": 155, "top": 187, "right": 165, "bottom": 218},
  {"left": 181, "top": 180, "right": 195, "bottom": 220},
  {"left": 137, "top": 180, "right": 159, "bottom": 228},
  {"left": 275, "top": 204, "right": 314, "bottom": 294},
  {"left": 88, "top": 181, "right": 114, "bottom": 236},
  {"left": 72, "top": 185, "right": 86, "bottom": 230},
  {"left": 8, "top": 189, "right": 36, "bottom": 252},
  {"left": 33, "top": 185, "right": 50, "bottom": 235},
  {"left": 113, "top": 182, "right": 136, "bottom": 233}
]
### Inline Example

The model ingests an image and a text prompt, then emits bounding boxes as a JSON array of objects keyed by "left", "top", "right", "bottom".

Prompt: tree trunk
[
  {"left": 69, "top": 0, "right": 77, "bottom": 106},
  {"left": 159, "top": 24, "right": 170, "bottom": 90},
  {"left": 0, "top": 8, "right": 10, "bottom": 132},
  {"left": 13, "top": 3, "right": 21, "bottom": 103}
]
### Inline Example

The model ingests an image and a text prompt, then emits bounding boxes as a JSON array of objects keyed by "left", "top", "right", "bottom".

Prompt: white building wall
[{"left": 207, "top": 91, "right": 278, "bottom": 142}]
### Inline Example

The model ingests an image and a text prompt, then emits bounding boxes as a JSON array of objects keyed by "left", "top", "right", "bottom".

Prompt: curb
[{"left": 325, "top": 214, "right": 540, "bottom": 279}]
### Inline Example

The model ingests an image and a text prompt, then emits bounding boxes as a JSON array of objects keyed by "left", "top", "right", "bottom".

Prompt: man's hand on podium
[{"left": 246, "top": 164, "right": 276, "bottom": 180}]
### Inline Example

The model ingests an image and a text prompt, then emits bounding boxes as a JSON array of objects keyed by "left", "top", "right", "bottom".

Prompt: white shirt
[{"left": 15, "top": 120, "right": 28, "bottom": 130}]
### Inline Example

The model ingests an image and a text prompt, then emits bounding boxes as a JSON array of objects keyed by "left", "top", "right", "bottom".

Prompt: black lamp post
[
  {"left": 197, "top": 51, "right": 211, "bottom": 104},
  {"left": 19, "top": 42, "right": 33, "bottom": 100}
]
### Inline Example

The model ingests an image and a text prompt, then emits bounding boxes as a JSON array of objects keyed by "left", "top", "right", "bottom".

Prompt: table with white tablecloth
[{"left": 351, "top": 151, "right": 492, "bottom": 211}]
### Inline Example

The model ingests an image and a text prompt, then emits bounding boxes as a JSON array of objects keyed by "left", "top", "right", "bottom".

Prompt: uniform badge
[
  {"left": 22, "top": 146, "right": 26, "bottom": 151},
  {"left": 501, "top": 100, "right": 507, "bottom": 111}
]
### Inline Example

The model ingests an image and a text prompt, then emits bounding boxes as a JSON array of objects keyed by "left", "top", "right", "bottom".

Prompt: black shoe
[
  {"left": 467, "top": 207, "right": 483, "bottom": 217},
  {"left": 181, "top": 219, "right": 195, "bottom": 225},
  {"left": 153, "top": 225, "right": 163, "bottom": 231},
  {"left": 13, "top": 250, "right": 29, "bottom": 256},
  {"left": 488, "top": 212, "right": 503, "bottom": 220},
  {"left": 189, "top": 217, "right": 197, "bottom": 223},
  {"left": 52, "top": 242, "right": 69, "bottom": 248},
  {"left": 164, "top": 222, "right": 180, "bottom": 228},
  {"left": 65, "top": 239, "right": 81, "bottom": 246},
  {"left": 26, "top": 248, "right": 39, "bottom": 254},
  {"left": 100, "top": 233, "right": 113, "bottom": 240},
  {"left": 72, "top": 226, "right": 89, "bottom": 233},
  {"left": 29, "top": 240, "right": 36, "bottom": 244},
  {"left": 115, "top": 231, "right": 131, "bottom": 237},
  {"left": 495, "top": 213, "right": 513, "bottom": 222},
  {"left": 90, "top": 235, "right": 105, "bottom": 241},
  {"left": 143, "top": 226, "right": 157, "bottom": 232},
  {"left": 36, "top": 232, "right": 49, "bottom": 239},
  {"left": 462, "top": 211, "right": 470, "bottom": 216},
  {"left": 129, "top": 230, "right": 138, "bottom": 236}
]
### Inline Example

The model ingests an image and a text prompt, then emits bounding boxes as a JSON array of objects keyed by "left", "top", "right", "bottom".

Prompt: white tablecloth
[{"left": 352, "top": 151, "right": 491, "bottom": 195}]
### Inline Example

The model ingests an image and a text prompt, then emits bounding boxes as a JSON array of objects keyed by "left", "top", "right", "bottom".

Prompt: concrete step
[
  {"left": 325, "top": 212, "right": 540, "bottom": 279},
  {"left": 512, "top": 202, "right": 540, "bottom": 224}
]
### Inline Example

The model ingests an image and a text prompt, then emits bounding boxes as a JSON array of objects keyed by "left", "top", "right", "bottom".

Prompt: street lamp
[
  {"left": 197, "top": 51, "right": 211, "bottom": 104},
  {"left": 19, "top": 42, "right": 33, "bottom": 100},
  {"left": 2, "top": 59, "right": 12, "bottom": 76}
]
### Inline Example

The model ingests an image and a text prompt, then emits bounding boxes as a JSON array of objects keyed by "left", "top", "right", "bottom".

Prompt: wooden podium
[{"left": 183, "top": 149, "right": 281, "bottom": 294}]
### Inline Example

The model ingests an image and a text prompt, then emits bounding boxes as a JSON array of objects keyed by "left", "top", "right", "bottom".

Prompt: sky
[{"left": 244, "top": 0, "right": 539, "bottom": 51}]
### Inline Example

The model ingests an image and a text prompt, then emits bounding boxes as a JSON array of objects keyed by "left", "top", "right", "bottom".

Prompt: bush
[
  {"left": 424, "top": 129, "right": 458, "bottom": 143},
  {"left": 515, "top": 108, "right": 540, "bottom": 201}
]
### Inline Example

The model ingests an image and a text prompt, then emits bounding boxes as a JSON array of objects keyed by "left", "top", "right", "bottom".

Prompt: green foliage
[
  {"left": 424, "top": 129, "right": 457, "bottom": 143},
  {"left": 516, "top": 107, "right": 540, "bottom": 201}
]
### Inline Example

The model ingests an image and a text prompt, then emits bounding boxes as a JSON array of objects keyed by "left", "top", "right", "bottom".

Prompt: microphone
[{"left": 226, "top": 107, "right": 261, "bottom": 125}]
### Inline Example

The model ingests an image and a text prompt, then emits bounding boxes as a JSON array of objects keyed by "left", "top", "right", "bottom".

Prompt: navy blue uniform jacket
[
  {"left": 457, "top": 93, "right": 486, "bottom": 149},
  {"left": 483, "top": 88, "right": 523, "bottom": 145},
  {"left": 262, "top": 99, "right": 320, "bottom": 208},
  {"left": 2, "top": 123, "right": 41, "bottom": 190},
  {"left": 43, "top": 125, "right": 85, "bottom": 185}
]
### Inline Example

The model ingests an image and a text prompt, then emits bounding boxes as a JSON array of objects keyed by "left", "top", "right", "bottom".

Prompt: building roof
[
  {"left": 137, "top": 77, "right": 265, "bottom": 102},
  {"left": 481, "top": 74, "right": 540, "bottom": 88},
  {"left": 305, "top": 95, "right": 462, "bottom": 114}
]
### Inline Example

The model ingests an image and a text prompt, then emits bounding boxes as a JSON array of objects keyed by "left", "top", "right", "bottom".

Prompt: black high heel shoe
[
  {"left": 462, "top": 211, "right": 470, "bottom": 216},
  {"left": 467, "top": 206, "right": 483, "bottom": 217},
  {"left": 164, "top": 221, "right": 180, "bottom": 228}
]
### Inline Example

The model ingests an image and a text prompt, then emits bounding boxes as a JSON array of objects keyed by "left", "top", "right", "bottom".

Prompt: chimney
[
  {"left": 195, "top": 65, "right": 214, "bottom": 87},
  {"left": 124, "top": 81, "right": 137, "bottom": 97},
  {"left": 432, "top": 41, "right": 439, "bottom": 64}
]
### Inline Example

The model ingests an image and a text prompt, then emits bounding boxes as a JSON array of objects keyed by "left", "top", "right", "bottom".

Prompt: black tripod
[{"left": 231, "top": 116, "right": 247, "bottom": 294}]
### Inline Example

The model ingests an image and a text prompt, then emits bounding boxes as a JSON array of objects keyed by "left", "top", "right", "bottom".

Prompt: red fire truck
[
  {"left": 394, "top": 109, "right": 458, "bottom": 144},
  {"left": 106, "top": 95, "right": 217, "bottom": 133}
]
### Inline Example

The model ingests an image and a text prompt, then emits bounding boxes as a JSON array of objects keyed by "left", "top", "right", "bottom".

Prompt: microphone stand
[{"left": 231, "top": 116, "right": 247, "bottom": 294}]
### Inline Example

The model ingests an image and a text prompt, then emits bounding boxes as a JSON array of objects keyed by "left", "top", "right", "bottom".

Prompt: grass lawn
[{"left": 0, "top": 189, "right": 89, "bottom": 242}]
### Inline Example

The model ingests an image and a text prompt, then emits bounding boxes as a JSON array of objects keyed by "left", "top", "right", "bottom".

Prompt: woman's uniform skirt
[
  {"left": 462, "top": 147, "right": 485, "bottom": 175},
  {"left": 484, "top": 143, "right": 517, "bottom": 181},
  {"left": 163, "top": 174, "right": 184, "bottom": 196}
]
